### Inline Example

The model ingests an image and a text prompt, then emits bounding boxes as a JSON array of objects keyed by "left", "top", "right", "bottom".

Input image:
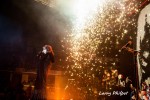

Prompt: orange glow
[{"left": 46, "top": 74, "right": 66, "bottom": 100}]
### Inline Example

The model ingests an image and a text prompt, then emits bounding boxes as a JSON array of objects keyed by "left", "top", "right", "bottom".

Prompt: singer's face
[{"left": 43, "top": 47, "right": 46, "bottom": 50}]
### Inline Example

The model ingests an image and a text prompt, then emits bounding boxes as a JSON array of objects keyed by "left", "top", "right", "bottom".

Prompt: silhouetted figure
[{"left": 31, "top": 45, "right": 54, "bottom": 100}]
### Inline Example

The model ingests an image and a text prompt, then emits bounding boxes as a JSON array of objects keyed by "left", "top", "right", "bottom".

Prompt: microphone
[{"left": 120, "top": 41, "right": 132, "bottom": 51}]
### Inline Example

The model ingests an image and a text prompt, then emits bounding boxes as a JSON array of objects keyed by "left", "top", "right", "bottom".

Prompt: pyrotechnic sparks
[
  {"left": 60, "top": 0, "right": 143, "bottom": 99},
  {"left": 63, "top": 0, "right": 137, "bottom": 69}
]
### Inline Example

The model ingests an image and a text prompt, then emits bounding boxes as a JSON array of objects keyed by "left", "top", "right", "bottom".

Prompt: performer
[{"left": 31, "top": 45, "right": 54, "bottom": 100}]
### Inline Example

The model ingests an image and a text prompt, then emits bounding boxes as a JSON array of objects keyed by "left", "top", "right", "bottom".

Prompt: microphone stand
[{"left": 133, "top": 50, "right": 139, "bottom": 100}]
